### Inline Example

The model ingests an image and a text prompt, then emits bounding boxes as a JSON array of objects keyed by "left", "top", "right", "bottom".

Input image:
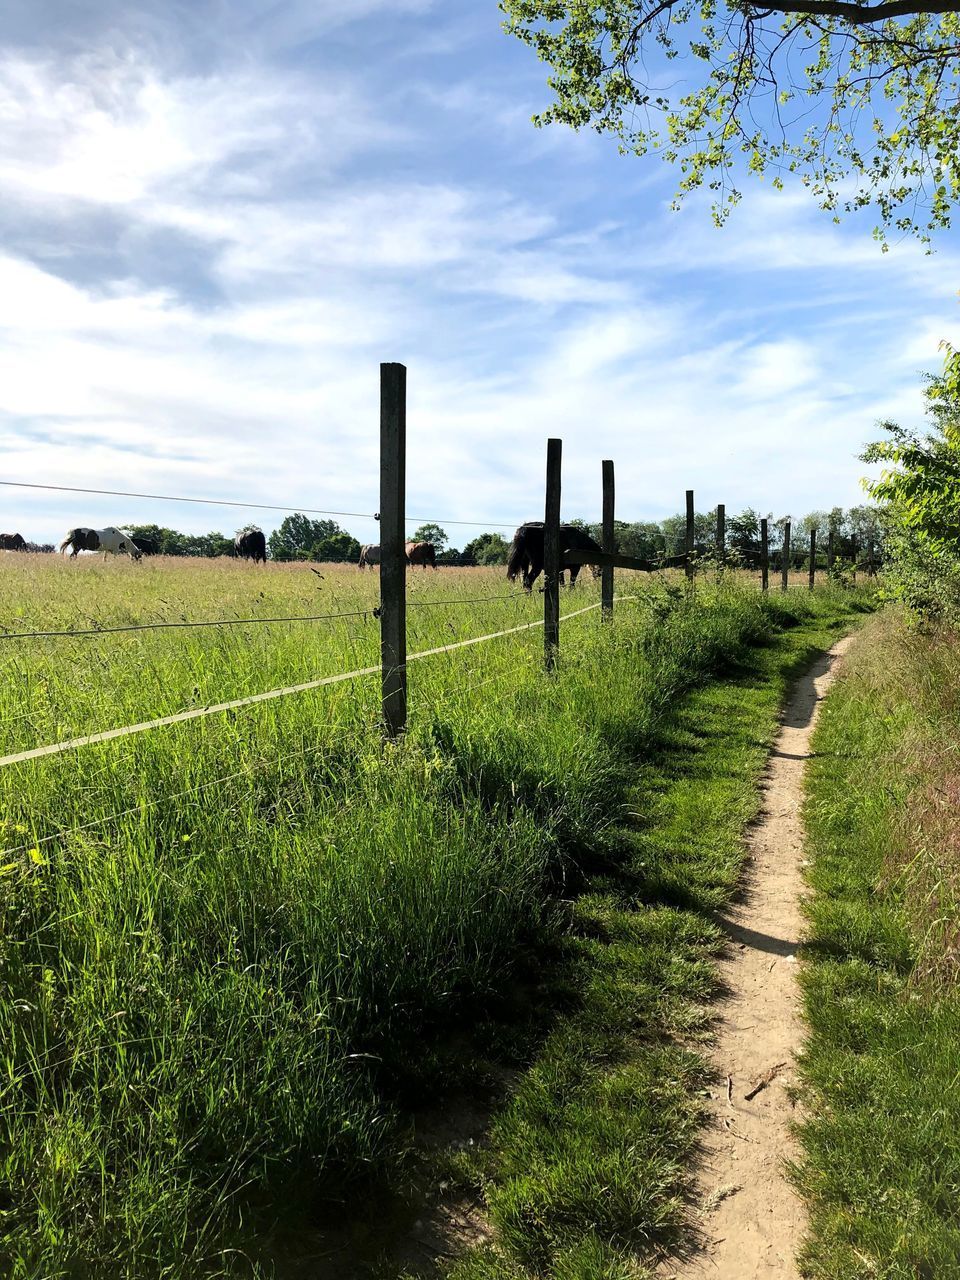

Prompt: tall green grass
[
  {"left": 796, "top": 609, "right": 960, "bottom": 1278},
  {"left": 0, "top": 557, "right": 868, "bottom": 1277}
]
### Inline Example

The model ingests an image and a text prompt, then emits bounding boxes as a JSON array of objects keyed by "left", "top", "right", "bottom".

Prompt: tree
[
  {"left": 313, "top": 531, "right": 361, "bottom": 563},
  {"left": 660, "top": 509, "right": 715, "bottom": 555},
  {"left": 268, "top": 515, "right": 355, "bottom": 562},
  {"left": 436, "top": 547, "right": 464, "bottom": 565},
  {"left": 501, "top": 0, "right": 960, "bottom": 241},
  {"left": 863, "top": 346, "right": 960, "bottom": 610},
  {"left": 727, "top": 508, "right": 763, "bottom": 560},
  {"left": 462, "top": 532, "right": 510, "bottom": 565},
  {"left": 582, "top": 519, "right": 666, "bottom": 560},
  {"left": 410, "top": 523, "right": 449, "bottom": 552},
  {"left": 126, "top": 524, "right": 188, "bottom": 555}
]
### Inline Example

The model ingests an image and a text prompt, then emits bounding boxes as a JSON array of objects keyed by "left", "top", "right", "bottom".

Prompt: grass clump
[{"left": 796, "top": 608, "right": 960, "bottom": 1278}]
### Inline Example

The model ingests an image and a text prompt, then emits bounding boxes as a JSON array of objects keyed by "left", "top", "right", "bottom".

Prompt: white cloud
[{"left": 0, "top": 7, "right": 957, "bottom": 553}]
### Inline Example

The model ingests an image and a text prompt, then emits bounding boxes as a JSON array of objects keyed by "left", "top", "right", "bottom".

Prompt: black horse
[
  {"left": 131, "top": 536, "right": 158, "bottom": 556},
  {"left": 235, "top": 526, "right": 267, "bottom": 563},
  {"left": 506, "top": 522, "right": 602, "bottom": 592}
]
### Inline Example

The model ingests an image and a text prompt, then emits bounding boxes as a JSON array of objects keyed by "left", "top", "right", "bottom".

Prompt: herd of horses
[
  {"left": 358, "top": 526, "right": 599, "bottom": 589},
  {"left": 53, "top": 526, "right": 268, "bottom": 563},
  {"left": 4, "top": 522, "right": 601, "bottom": 590},
  {"left": 359, "top": 541, "right": 437, "bottom": 570}
]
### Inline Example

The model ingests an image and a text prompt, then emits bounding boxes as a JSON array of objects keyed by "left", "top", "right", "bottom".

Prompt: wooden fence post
[
  {"left": 602, "top": 459, "right": 615, "bottom": 620},
  {"left": 809, "top": 528, "right": 816, "bottom": 590},
  {"left": 380, "top": 362, "right": 407, "bottom": 738},
  {"left": 544, "top": 438, "right": 562, "bottom": 671},
  {"left": 685, "top": 489, "right": 695, "bottom": 584},
  {"left": 716, "top": 503, "right": 726, "bottom": 570},
  {"left": 781, "top": 520, "right": 791, "bottom": 592},
  {"left": 851, "top": 534, "right": 858, "bottom": 583},
  {"left": 760, "top": 518, "right": 769, "bottom": 593},
  {"left": 827, "top": 529, "right": 835, "bottom": 575}
]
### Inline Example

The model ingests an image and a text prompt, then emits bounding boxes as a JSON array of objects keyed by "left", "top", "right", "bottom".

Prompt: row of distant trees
[
  {"left": 117, "top": 519, "right": 364, "bottom": 562},
  {"left": 409, "top": 506, "right": 883, "bottom": 567},
  {"left": 30, "top": 507, "right": 878, "bottom": 564}
]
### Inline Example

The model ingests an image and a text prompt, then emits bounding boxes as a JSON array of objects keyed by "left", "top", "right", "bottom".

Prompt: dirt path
[{"left": 662, "top": 634, "right": 856, "bottom": 1280}]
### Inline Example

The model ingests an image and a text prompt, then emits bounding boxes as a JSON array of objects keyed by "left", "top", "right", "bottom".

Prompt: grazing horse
[
  {"left": 506, "top": 522, "right": 602, "bottom": 592},
  {"left": 0, "top": 533, "right": 26, "bottom": 551},
  {"left": 358, "top": 543, "right": 380, "bottom": 569},
  {"left": 235, "top": 526, "right": 266, "bottom": 563},
  {"left": 405, "top": 541, "right": 437, "bottom": 569},
  {"left": 131, "top": 535, "right": 158, "bottom": 556},
  {"left": 59, "top": 527, "right": 142, "bottom": 560}
]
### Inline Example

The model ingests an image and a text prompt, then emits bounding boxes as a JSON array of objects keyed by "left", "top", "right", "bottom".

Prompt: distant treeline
[
  {"left": 420, "top": 506, "right": 883, "bottom": 567},
  {"left": 22, "top": 506, "right": 879, "bottom": 564}
]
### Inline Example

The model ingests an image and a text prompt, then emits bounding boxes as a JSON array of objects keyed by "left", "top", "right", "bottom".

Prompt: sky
[{"left": 1, "top": 1, "right": 958, "bottom": 549}]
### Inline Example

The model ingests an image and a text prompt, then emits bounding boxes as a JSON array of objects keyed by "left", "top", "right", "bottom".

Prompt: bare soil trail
[{"left": 663, "top": 634, "right": 856, "bottom": 1280}]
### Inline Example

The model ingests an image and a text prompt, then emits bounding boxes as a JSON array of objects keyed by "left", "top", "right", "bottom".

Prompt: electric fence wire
[
  {"left": 0, "top": 606, "right": 379, "bottom": 642},
  {"left": 0, "top": 478, "right": 526, "bottom": 532},
  {"left": 0, "top": 598, "right": 635, "bottom": 771},
  {"left": 0, "top": 479, "right": 377, "bottom": 521},
  {"left": 0, "top": 592, "right": 533, "bottom": 643}
]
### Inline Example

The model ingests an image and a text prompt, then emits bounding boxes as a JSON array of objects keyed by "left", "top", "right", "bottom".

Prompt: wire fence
[
  {"left": 0, "top": 477, "right": 523, "bottom": 533},
  {"left": 0, "top": 606, "right": 379, "bottom": 642},
  {"left": 0, "top": 597, "right": 633, "bottom": 772},
  {"left": 0, "top": 600, "right": 615, "bottom": 859}
]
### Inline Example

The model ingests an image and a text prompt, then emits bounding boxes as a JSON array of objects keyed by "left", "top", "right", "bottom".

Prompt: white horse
[{"left": 59, "top": 527, "right": 142, "bottom": 560}]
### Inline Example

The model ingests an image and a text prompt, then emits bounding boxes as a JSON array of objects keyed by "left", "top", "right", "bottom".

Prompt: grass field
[
  {"left": 796, "top": 610, "right": 960, "bottom": 1278},
  {"left": 0, "top": 554, "right": 873, "bottom": 1278}
]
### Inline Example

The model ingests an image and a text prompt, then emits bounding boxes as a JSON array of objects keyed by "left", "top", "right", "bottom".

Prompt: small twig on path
[
  {"left": 726, "top": 1075, "right": 734, "bottom": 1106},
  {"left": 744, "top": 1062, "right": 788, "bottom": 1101}
]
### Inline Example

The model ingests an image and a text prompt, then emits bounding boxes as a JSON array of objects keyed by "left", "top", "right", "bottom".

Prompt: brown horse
[
  {"left": 506, "top": 522, "right": 602, "bottom": 591},
  {"left": 405, "top": 541, "right": 437, "bottom": 569}
]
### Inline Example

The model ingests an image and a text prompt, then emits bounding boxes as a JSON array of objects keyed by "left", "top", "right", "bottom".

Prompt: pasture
[{"left": 0, "top": 553, "right": 872, "bottom": 1278}]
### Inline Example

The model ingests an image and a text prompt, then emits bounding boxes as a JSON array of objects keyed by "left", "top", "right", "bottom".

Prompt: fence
[
  {"left": 377, "top": 363, "right": 877, "bottom": 736},
  {"left": 0, "top": 360, "right": 877, "bottom": 772}
]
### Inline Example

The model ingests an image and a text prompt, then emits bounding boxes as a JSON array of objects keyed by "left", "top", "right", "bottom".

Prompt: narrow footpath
[{"left": 663, "top": 634, "right": 856, "bottom": 1280}]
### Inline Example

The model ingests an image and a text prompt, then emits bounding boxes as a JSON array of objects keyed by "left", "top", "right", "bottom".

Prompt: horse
[
  {"left": 358, "top": 544, "right": 380, "bottom": 569},
  {"left": 235, "top": 526, "right": 266, "bottom": 563},
  {"left": 0, "top": 533, "right": 26, "bottom": 551},
  {"left": 59, "top": 527, "right": 142, "bottom": 560},
  {"left": 131, "top": 536, "right": 158, "bottom": 556},
  {"left": 405, "top": 541, "right": 437, "bottom": 569},
  {"left": 506, "top": 522, "right": 602, "bottom": 591}
]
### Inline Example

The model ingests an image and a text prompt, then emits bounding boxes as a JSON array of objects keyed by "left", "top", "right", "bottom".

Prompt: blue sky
[{"left": 1, "top": 0, "right": 957, "bottom": 549}]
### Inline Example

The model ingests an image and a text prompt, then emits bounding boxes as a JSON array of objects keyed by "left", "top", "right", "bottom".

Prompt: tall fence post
[
  {"left": 809, "top": 528, "right": 817, "bottom": 590},
  {"left": 760, "top": 518, "right": 769, "bottom": 593},
  {"left": 544, "top": 438, "right": 562, "bottom": 671},
  {"left": 380, "top": 363, "right": 407, "bottom": 738},
  {"left": 602, "top": 459, "right": 615, "bottom": 620},
  {"left": 716, "top": 502, "right": 726, "bottom": 570},
  {"left": 851, "top": 534, "right": 858, "bottom": 583},
  {"left": 685, "top": 489, "right": 695, "bottom": 585},
  {"left": 781, "top": 520, "right": 791, "bottom": 592},
  {"left": 827, "top": 529, "right": 835, "bottom": 576}
]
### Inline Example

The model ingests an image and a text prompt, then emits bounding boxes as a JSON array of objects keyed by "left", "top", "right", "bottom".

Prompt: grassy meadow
[
  {"left": 0, "top": 552, "right": 872, "bottom": 1278},
  {"left": 796, "top": 610, "right": 960, "bottom": 1278}
]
